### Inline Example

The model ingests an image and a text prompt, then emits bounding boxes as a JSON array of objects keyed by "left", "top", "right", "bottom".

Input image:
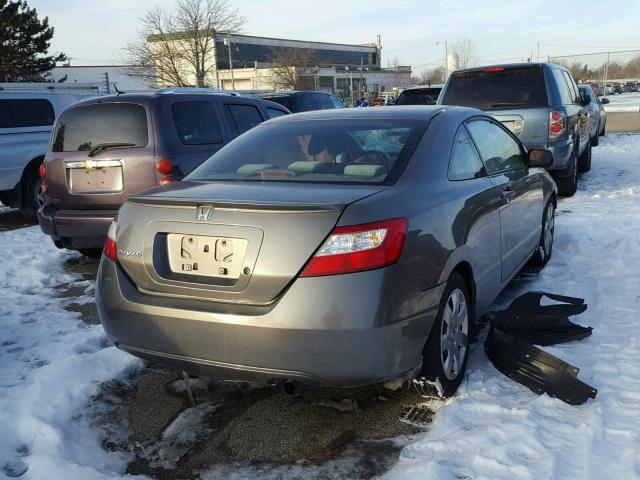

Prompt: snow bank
[
  {"left": 385, "top": 134, "right": 640, "bottom": 480},
  {"left": 0, "top": 228, "right": 142, "bottom": 479}
]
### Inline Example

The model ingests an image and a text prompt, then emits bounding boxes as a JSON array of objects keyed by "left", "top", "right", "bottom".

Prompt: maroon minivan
[{"left": 38, "top": 90, "right": 289, "bottom": 255}]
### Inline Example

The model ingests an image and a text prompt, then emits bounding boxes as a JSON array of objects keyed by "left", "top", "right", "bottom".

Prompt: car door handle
[{"left": 499, "top": 187, "right": 515, "bottom": 200}]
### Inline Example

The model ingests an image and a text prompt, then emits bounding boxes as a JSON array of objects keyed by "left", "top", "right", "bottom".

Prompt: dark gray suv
[{"left": 438, "top": 63, "right": 590, "bottom": 196}]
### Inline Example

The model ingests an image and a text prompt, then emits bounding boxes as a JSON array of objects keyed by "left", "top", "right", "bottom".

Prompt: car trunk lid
[{"left": 115, "top": 181, "right": 384, "bottom": 305}]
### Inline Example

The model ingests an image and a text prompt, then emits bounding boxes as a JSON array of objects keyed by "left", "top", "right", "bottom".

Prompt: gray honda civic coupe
[{"left": 96, "top": 106, "right": 557, "bottom": 397}]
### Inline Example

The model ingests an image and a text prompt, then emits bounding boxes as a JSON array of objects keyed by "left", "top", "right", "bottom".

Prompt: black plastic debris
[{"left": 484, "top": 291, "right": 597, "bottom": 405}]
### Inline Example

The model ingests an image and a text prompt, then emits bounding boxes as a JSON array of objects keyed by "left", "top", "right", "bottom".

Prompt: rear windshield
[
  {"left": 187, "top": 119, "right": 425, "bottom": 185},
  {"left": 396, "top": 88, "right": 442, "bottom": 105},
  {"left": 260, "top": 95, "right": 293, "bottom": 110},
  {"left": 51, "top": 103, "right": 148, "bottom": 152},
  {"left": 441, "top": 67, "right": 548, "bottom": 110}
]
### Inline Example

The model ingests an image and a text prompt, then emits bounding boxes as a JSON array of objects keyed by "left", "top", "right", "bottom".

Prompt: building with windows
[{"left": 147, "top": 32, "right": 412, "bottom": 98}]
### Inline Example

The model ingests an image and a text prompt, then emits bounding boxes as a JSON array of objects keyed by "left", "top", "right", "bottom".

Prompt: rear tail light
[
  {"left": 103, "top": 215, "right": 118, "bottom": 262},
  {"left": 156, "top": 158, "right": 173, "bottom": 174},
  {"left": 549, "top": 111, "right": 566, "bottom": 138},
  {"left": 300, "top": 218, "right": 408, "bottom": 277},
  {"left": 39, "top": 164, "right": 46, "bottom": 178}
]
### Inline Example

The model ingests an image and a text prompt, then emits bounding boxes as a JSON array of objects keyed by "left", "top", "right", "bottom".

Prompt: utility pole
[
  {"left": 603, "top": 52, "right": 610, "bottom": 97},
  {"left": 224, "top": 33, "right": 235, "bottom": 90},
  {"left": 359, "top": 57, "right": 364, "bottom": 101},
  {"left": 437, "top": 40, "right": 448, "bottom": 77}
]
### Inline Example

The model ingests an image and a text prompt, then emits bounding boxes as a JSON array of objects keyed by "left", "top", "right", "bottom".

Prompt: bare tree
[
  {"left": 122, "top": 0, "right": 245, "bottom": 88},
  {"left": 416, "top": 66, "right": 446, "bottom": 85},
  {"left": 269, "top": 48, "right": 316, "bottom": 91},
  {"left": 450, "top": 38, "right": 478, "bottom": 69}
]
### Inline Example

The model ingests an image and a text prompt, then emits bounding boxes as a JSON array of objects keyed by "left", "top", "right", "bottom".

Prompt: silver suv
[
  {"left": 438, "top": 63, "right": 590, "bottom": 196},
  {"left": 0, "top": 92, "right": 89, "bottom": 218}
]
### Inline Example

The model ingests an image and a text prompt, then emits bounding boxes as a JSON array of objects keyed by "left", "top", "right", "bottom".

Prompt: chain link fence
[{"left": 549, "top": 49, "right": 640, "bottom": 88}]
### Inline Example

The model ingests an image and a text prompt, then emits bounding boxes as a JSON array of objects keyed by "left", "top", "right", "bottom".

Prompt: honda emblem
[{"left": 195, "top": 205, "right": 214, "bottom": 221}]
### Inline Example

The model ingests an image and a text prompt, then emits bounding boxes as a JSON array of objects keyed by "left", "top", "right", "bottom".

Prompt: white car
[{"left": 0, "top": 92, "right": 89, "bottom": 219}]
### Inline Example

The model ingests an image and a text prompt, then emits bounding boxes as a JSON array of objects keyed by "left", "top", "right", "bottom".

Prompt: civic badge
[{"left": 195, "top": 205, "right": 214, "bottom": 222}]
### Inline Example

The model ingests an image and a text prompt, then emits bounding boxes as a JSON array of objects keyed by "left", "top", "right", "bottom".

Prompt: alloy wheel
[
  {"left": 440, "top": 288, "right": 469, "bottom": 381},
  {"left": 542, "top": 201, "right": 555, "bottom": 258}
]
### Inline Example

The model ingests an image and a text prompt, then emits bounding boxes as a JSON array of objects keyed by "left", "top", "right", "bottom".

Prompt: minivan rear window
[
  {"left": 187, "top": 119, "right": 425, "bottom": 185},
  {"left": 441, "top": 67, "right": 548, "bottom": 110},
  {"left": 52, "top": 103, "right": 147, "bottom": 152},
  {"left": 0, "top": 99, "right": 54, "bottom": 128}
]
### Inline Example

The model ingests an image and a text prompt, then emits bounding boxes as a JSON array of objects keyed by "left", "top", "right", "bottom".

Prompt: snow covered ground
[
  {"left": 386, "top": 134, "right": 640, "bottom": 480},
  {"left": 603, "top": 91, "right": 640, "bottom": 112},
  {"left": 1, "top": 135, "right": 640, "bottom": 479}
]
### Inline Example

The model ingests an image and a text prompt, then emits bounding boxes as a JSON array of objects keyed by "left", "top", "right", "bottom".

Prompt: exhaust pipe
[{"left": 283, "top": 380, "right": 303, "bottom": 396}]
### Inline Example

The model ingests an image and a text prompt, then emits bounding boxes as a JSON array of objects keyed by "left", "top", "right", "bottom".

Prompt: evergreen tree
[{"left": 0, "top": 0, "right": 67, "bottom": 82}]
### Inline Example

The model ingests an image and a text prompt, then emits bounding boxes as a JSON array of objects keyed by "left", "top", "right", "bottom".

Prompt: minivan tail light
[
  {"left": 39, "top": 164, "right": 46, "bottom": 179},
  {"left": 156, "top": 158, "right": 173, "bottom": 174},
  {"left": 300, "top": 218, "right": 408, "bottom": 277},
  {"left": 103, "top": 215, "right": 118, "bottom": 262},
  {"left": 549, "top": 111, "right": 566, "bottom": 137}
]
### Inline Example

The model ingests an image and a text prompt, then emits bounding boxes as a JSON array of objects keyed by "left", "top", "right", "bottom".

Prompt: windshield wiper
[
  {"left": 87, "top": 142, "right": 135, "bottom": 157},
  {"left": 489, "top": 102, "right": 528, "bottom": 108}
]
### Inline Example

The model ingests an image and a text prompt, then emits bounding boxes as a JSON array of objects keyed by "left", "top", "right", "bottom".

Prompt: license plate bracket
[{"left": 166, "top": 234, "right": 248, "bottom": 279}]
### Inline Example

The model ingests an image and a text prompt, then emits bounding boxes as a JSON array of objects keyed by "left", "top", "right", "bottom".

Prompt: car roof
[
  {"left": 63, "top": 92, "right": 267, "bottom": 109},
  {"left": 403, "top": 84, "right": 444, "bottom": 91},
  {"left": 260, "top": 91, "right": 333, "bottom": 97},
  {"left": 263, "top": 105, "right": 477, "bottom": 123},
  {"left": 451, "top": 62, "right": 565, "bottom": 74}
]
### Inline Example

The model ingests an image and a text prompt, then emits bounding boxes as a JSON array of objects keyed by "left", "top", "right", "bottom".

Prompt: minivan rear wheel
[
  {"left": 556, "top": 147, "right": 578, "bottom": 196},
  {"left": 419, "top": 272, "right": 471, "bottom": 397},
  {"left": 21, "top": 173, "right": 43, "bottom": 222}
]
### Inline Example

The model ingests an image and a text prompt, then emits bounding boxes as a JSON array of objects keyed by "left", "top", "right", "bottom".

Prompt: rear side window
[
  {"left": 225, "top": 104, "right": 263, "bottom": 135},
  {"left": 261, "top": 96, "right": 293, "bottom": 110},
  {"left": 52, "top": 103, "right": 147, "bottom": 152},
  {"left": 172, "top": 101, "right": 223, "bottom": 145},
  {"left": 562, "top": 71, "right": 580, "bottom": 104},
  {"left": 316, "top": 94, "right": 336, "bottom": 110},
  {"left": 0, "top": 99, "right": 54, "bottom": 128},
  {"left": 448, "top": 126, "right": 485, "bottom": 181},
  {"left": 552, "top": 69, "right": 573, "bottom": 104},
  {"left": 298, "top": 94, "right": 318, "bottom": 112},
  {"left": 396, "top": 88, "right": 441, "bottom": 105},
  {"left": 329, "top": 96, "right": 346, "bottom": 108},
  {"left": 466, "top": 120, "right": 526, "bottom": 174},
  {"left": 441, "top": 68, "right": 548, "bottom": 110},
  {"left": 266, "top": 107, "right": 287, "bottom": 119}
]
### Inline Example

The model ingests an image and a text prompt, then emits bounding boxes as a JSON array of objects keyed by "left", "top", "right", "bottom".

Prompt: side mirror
[
  {"left": 529, "top": 149, "right": 553, "bottom": 168},
  {"left": 601, "top": 97, "right": 610, "bottom": 104},
  {"left": 581, "top": 94, "right": 591, "bottom": 106}
]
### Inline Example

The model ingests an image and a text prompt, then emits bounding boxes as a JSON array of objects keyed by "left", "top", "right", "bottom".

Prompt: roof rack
[{"left": 154, "top": 87, "right": 240, "bottom": 96}]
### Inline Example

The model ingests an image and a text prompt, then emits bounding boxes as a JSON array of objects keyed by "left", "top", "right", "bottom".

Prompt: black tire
[
  {"left": 556, "top": 147, "right": 578, "bottom": 196},
  {"left": 578, "top": 140, "right": 592, "bottom": 173},
  {"left": 591, "top": 124, "right": 600, "bottom": 146},
  {"left": 529, "top": 198, "right": 555, "bottom": 267},
  {"left": 419, "top": 272, "right": 471, "bottom": 397},
  {"left": 78, "top": 248, "right": 103, "bottom": 260},
  {"left": 20, "top": 173, "right": 44, "bottom": 222}
]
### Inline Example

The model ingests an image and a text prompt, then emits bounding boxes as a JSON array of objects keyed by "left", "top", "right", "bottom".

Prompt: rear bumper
[
  {"left": 96, "top": 258, "right": 443, "bottom": 386},
  {"left": 38, "top": 205, "right": 117, "bottom": 249}
]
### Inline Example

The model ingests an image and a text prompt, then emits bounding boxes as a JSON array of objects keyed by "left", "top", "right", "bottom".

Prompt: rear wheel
[
  {"left": 419, "top": 272, "right": 471, "bottom": 397},
  {"left": 20, "top": 173, "right": 44, "bottom": 222},
  {"left": 578, "top": 141, "right": 592, "bottom": 173},
  {"left": 556, "top": 147, "right": 578, "bottom": 196},
  {"left": 529, "top": 198, "right": 555, "bottom": 267},
  {"left": 591, "top": 123, "right": 600, "bottom": 146}
]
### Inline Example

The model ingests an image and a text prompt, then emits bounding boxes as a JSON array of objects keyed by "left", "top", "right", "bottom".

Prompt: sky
[{"left": 30, "top": 0, "right": 640, "bottom": 71}]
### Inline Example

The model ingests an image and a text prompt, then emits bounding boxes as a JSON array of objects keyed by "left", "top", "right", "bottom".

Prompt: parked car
[
  {"left": 624, "top": 81, "right": 639, "bottom": 93},
  {"left": 38, "top": 90, "right": 290, "bottom": 256},
  {"left": 96, "top": 106, "right": 557, "bottom": 397},
  {"left": 258, "top": 91, "right": 346, "bottom": 113},
  {"left": 395, "top": 85, "right": 443, "bottom": 105},
  {"left": 438, "top": 63, "right": 591, "bottom": 195},
  {"left": 0, "top": 92, "right": 90, "bottom": 219},
  {"left": 601, "top": 84, "right": 614, "bottom": 96},
  {"left": 578, "top": 85, "right": 607, "bottom": 147},
  {"left": 612, "top": 82, "right": 623, "bottom": 95}
]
